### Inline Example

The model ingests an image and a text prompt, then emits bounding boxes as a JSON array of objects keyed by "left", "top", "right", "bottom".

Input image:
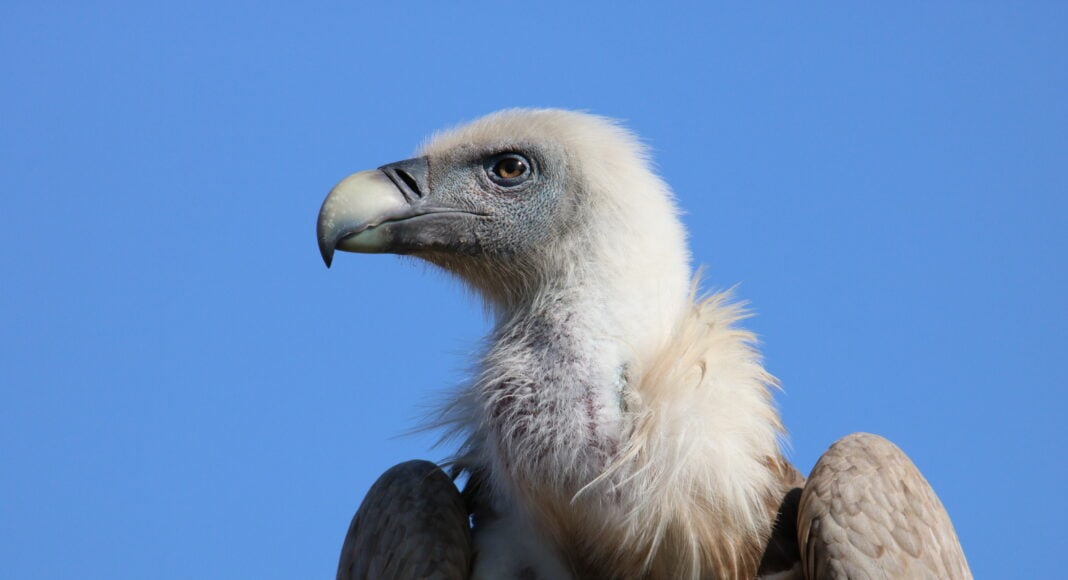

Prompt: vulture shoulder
[
  {"left": 336, "top": 460, "right": 472, "bottom": 580},
  {"left": 797, "top": 433, "right": 972, "bottom": 579}
]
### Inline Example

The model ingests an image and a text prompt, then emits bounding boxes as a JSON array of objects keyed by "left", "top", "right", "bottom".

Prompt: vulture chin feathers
[{"left": 317, "top": 110, "right": 971, "bottom": 579}]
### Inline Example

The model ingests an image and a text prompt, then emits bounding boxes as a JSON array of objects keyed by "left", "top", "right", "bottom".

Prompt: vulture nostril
[{"left": 395, "top": 168, "right": 422, "bottom": 199}]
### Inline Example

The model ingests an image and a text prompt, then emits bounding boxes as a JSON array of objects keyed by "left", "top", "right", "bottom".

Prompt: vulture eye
[{"left": 486, "top": 153, "right": 532, "bottom": 186}]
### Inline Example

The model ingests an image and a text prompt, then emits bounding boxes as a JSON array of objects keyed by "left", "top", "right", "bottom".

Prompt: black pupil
[{"left": 497, "top": 157, "right": 525, "bottom": 178}]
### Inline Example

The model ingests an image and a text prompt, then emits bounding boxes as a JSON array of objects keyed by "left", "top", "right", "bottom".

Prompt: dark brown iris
[{"left": 493, "top": 156, "right": 527, "bottom": 179}]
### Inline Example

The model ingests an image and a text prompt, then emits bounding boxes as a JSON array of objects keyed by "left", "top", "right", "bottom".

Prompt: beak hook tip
[{"left": 319, "top": 241, "right": 335, "bottom": 268}]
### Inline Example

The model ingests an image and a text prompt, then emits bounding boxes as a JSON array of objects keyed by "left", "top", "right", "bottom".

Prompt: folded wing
[
  {"left": 798, "top": 433, "right": 971, "bottom": 579},
  {"left": 337, "top": 460, "right": 472, "bottom": 580}
]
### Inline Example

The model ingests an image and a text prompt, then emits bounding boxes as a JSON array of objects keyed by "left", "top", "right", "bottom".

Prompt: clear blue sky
[{"left": 2, "top": 2, "right": 1064, "bottom": 578}]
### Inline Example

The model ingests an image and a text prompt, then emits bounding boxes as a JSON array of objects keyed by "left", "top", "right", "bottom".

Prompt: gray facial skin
[{"left": 317, "top": 141, "right": 574, "bottom": 269}]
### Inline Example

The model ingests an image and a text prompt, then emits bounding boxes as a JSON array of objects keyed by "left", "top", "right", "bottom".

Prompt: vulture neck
[
  {"left": 499, "top": 253, "right": 692, "bottom": 361},
  {"left": 471, "top": 228, "right": 692, "bottom": 479},
  {"left": 458, "top": 236, "right": 788, "bottom": 577},
  {"left": 487, "top": 198, "right": 695, "bottom": 366}
]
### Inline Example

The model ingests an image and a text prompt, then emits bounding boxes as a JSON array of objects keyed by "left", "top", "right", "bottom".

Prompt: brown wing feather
[
  {"left": 337, "top": 460, "right": 472, "bottom": 580},
  {"left": 797, "top": 433, "right": 971, "bottom": 579}
]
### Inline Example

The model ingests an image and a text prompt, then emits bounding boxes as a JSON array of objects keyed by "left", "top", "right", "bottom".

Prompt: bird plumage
[
  {"left": 321, "top": 109, "right": 971, "bottom": 579},
  {"left": 337, "top": 460, "right": 472, "bottom": 579},
  {"left": 798, "top": 433, "right": 971, "bottom": 579}
]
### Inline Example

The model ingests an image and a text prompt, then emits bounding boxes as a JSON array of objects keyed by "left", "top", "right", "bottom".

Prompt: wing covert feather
[
  {"left": 797, "top": 433, "right": 970, "bottom": 579},
  {"left": 337, "top": 460, "right": 472, "bottom": 580}
]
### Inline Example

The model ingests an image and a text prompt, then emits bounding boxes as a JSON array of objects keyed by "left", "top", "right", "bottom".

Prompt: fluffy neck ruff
[{"left": 443, "top": 287, "right": 787, "bottom": 578}]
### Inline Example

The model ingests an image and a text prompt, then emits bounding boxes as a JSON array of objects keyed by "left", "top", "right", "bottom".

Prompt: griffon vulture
[{"left": 317, "top": 109, "right": 971, "bottom": 579}]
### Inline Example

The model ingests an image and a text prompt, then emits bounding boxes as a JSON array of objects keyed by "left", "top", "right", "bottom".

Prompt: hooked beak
[
  {"left": 316, "top": 156, "right": 482, "bottom": 267},
  {"left": 316, "top": 170, "right": 406, "bottom": 267}
]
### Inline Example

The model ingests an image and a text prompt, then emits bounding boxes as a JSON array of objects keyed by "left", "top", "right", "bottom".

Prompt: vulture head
[
  {"left": 318, "top": 110, "right": 691, "bottom": 340},
  {"left": 320, "top": 110, "right": 971, "bottom": 580}
]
